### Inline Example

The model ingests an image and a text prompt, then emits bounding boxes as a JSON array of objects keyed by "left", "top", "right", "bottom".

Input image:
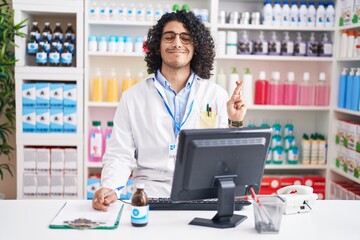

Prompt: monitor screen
[{"left": 170, "top": 127, "right": 272, "bottom": 229}]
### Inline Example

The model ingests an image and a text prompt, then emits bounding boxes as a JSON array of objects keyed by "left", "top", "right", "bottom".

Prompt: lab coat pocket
[{"left": 196, "top": 103, "right": 218, "bottom": 129}]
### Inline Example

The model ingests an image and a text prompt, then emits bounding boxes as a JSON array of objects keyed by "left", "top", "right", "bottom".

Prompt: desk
[{"left": 0, "top": 200, "right": 358, "bottom": 240}]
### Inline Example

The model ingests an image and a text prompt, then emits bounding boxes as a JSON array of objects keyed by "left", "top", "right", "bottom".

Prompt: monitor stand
[{"left": 189, "top": 175, "right": 247, "bottom": 229}]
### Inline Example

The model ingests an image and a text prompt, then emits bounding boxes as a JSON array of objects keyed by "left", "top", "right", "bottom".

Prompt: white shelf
[
  {"left": 89, "top": 19, "right": 211, "bottom": 28},
  {"left": 16, "top": 133, "right": 83, "bottom": 146},
  {"left": 249, "top": 105, "right": 330, "bottom": 111},
  {"left": 217, "top": 24, "right": 335, "bottom": 32},
  {"left": 334, "top": 108, "right": 360, "bottom": 117},
  {"left": 87, "top": 162, "right": 103, "bottom": 168},
  {"left": 338, "top": 22, "right": 360, "bottom": 30},
  {"left": 215, "top": 55, "right": 333, "bottom": 61},
  {"left": 336, "top": 57, "right": 360, "bottom": 62},
  {"left": 331, "top": 167, "right": 360, "bottom": 184},
  {"left": 265, "top": 164, "right": 327, "bottom": 170},
  {"left": 88, "top": 52, "right": 145, "bottom": 58},
  {"left": 88, "top": 102, "right": 119, "bottom": 108}
]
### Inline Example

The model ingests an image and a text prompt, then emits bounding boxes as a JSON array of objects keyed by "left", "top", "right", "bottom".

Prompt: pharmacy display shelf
[
  {"left": 16, "top": 134, "right": 83, "bottom": 146},
  {"left": 334, "top": 108, "right": 360, "bottom": 117},
  {"left": 215, "top": 55, "right": 334, "bottom": 62},
  {"left": 217, "top": 24, "right": 335, "bottom": 32},
  {"left": 88, "top": 52, "right": 145, "bottom": 58},
  {"left": 331, "top": 167, "right": 360, "bottom": 185},
  {"left": 14, "top": 0, "right": 84, "bottom": 199},
  {"left": 265, "top": 164, "right": 327, "bottom": 170}
]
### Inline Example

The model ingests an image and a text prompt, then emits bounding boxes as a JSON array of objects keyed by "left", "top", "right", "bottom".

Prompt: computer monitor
[{"left": 170, "top": 127, "right": 272, "bottom": 229}]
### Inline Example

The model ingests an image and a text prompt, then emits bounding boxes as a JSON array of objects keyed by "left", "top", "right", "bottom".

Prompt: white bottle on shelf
[
  {"left": 325, "top": 1, "right": 335, "bottom": 27},
  {"left": 281, "top": 1, "right": 291, "bottom": 26},
  {"left": 290, "top": 1, "right": 299, "bottom": 27},
  {"left": 127, "top": 3, "right": 136, "bottom": 21},
  {"left": 117, "top": 3, "right": 127, "bottom": 21},
  {"left": 347, "top": 30, "right": 355, "bottom": 58},
  {"left": 316, "top": 2, "right": 325, "bottom": 27},
  {"left": 216, "top": 68, "right": 227, "bottom": 90},
  {"left": 146, "top": 4, "right": 155, "bottom": 22},
  {"left": 109, "top": 0, "right": 117, "bottom": 21},
  {"left": 136, "top": 3, "right": 146, "bottom": 22},
  {"left": 242, "top": 68, "right": 253, "bottom": 105},
  {"left": 307, "top": 1, "right": 316, "bottom": 27},
  {"left": 89, "top": 0, "right": 99, "bottom": 20},
  {"left": 340, "top": 30, "right": 348, "bottom": 58},
  {"left": 262, "top": 0, "right": 273, "bottom": 26},
  {"left": 273, "top": 0, "right": 282, "bottom": 26},
  {"left": 281, "top": 31, "right": 294, "bottom": 56},
  {"left": 99, "top": 1, "right": 109, "bottom": 21},
  {"left": 298, "top": 1, "right": 308, "bottom": 27},
  {"left": 228, "top": 67, "right": 239, "bottom": 95},
  {"left": 154, "top": 4, "right": 163, "bottom": 21}
]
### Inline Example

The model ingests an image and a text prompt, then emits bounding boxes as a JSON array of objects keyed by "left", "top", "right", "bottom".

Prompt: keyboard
[{"left": 148, "top": 198, "right": 251, "bottom": 211}]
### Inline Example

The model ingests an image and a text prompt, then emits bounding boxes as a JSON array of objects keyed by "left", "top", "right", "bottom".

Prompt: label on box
[
  {"left": 63, "top": 84, "right": 77, "bottom": 108},
  {"left": 36, "top": 83, "right": 50, "bottom": 108},
  {"left": 63, "top": 108, "right": 77, "bottom": 133},
  {"left": 36, "top": 108, "right": 50, "bottom": 133},
  {"left": 22, "top": 83, "right": 36, "bottom": 107},
  {"left": 50, "top": 83, "right": 63, "bottom": 109},
  {"left": 22, "top": 107, "right": 36, "bottom": 132},
  {"left": 50, "top": 109, "right": 63, "bottom": 133}
]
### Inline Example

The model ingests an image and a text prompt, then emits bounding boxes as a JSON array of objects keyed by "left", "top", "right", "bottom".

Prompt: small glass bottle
[{"left": 131, "top": 183, "right": 149, "bottom": 227}]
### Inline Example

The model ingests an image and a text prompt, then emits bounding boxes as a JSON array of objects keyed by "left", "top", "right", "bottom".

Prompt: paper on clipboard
[{"left": 49, "top": 200, "right": 124, "bottom": 230}]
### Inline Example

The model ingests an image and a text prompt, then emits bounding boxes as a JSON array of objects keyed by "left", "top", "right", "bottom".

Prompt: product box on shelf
[
  {"left": 63, "top": 107, "right": 77, "bottom": 133},
  {"left": 50, "top": 108, "right": 63, "bottom": 132},
  {"left": 50, "top": 174, "right": 64, "bottom": 198},
  {"left": 345, "top": 121, "right": 357, "bottom": 151},
  {"left": 22, "top": 107, "right": 36, "bottom": 132},
  {"left": 335, "top": 120, "right": 345, "bottom": 146},
  {"left": 23, "top": 148, "right": 36, "bottom": 172},
  {"left": 63, "top": 84, "right": 77, "bottom": 108},
  {"left": 64, "top": 173, "right": 77, "bottom": 198},
  {"left": 340, "top": 0, "right": 355, "bottom": 26},
  {"left": 279, "top": 176, "right": 304, "bottom": 187},
  {"left": 259, "top": 176, "right": 281, "bottom": 195},
  {"left": 36, "top": 173, "right": 51, "bottom": 198},
  {"left": 23, "top": 172, "right": 37, "bottom": 198},
  {"left": 354, "top": 151, "right": 360, "bottom": 178},
  {"left": 357, "top": 124, "right": 360, "bottom": 152},
  {"left": 35, "top": 82, "right": 50, "bottom": 108},
  {"left": 22, "top": 83, "right": 36, "bottom": 107},
  {"left": 36, "top": 108, "right": 50, "bottom": 132},
  {"left": 50, "top": 83, "right": 63, "bottom": 108}
]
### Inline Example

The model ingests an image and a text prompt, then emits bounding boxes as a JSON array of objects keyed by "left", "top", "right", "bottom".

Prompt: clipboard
[{"left": 49, "top": 200, "right": 124, "bottom": 230}]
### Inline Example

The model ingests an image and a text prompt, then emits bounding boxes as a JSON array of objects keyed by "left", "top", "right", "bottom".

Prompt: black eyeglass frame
[{"left": 162, "top": 31, "right": 193, "bottom": 45}]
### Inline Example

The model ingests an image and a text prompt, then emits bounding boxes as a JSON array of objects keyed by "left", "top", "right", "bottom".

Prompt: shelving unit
[{"left": 13, "top": 0, "right": 84, "bottom": 199}]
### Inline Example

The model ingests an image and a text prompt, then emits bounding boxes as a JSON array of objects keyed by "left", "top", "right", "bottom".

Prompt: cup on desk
[{"left": 253, "top": 195, "right": 285, "bottom": 234}]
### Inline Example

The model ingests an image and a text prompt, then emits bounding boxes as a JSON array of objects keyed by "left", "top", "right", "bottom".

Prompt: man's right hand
[{"left": 92, "top": 187, "right": 118, "bottom": 211}]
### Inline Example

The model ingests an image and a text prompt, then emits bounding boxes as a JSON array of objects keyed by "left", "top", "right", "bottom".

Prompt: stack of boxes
[
  {"left": 23, "top": 147, "right": 78, "bottom": 198},
  {"left": 335, "top": 120, "right": 360, "bottom": 179},
  {"left": 260, "top": 175, "right": 326, "bottom": 199},
  {"left": 22, "top": 82, "right": 77, "bottom": 133}
]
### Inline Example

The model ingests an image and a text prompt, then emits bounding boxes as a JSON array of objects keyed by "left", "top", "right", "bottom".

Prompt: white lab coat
[{"left": 101, "top": 75, "right": 229, "bottom": 197}]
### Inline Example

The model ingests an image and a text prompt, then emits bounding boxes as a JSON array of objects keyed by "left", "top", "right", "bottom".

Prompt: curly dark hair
[{"left": 145, "top": 10, "right": 215, "bottom": 79}]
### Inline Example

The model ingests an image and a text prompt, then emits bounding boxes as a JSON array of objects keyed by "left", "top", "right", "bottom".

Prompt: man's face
[{"left": 160, "top": 21, "right": 194, "bottom": 70}]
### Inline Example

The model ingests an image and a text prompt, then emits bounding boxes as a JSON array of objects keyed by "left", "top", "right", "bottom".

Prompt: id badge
[{"left": 168, "top": 143, "right": 177, "bottom": 159}]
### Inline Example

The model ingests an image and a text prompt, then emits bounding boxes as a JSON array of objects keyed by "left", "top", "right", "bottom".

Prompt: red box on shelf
[
  {"left": 303, "top": 176, "right": 326, "bottom": 189},
  {"left": 260, "top": 176, "right": 281, "bottom": 195},
  {"left": 280, "top": 176, "right": 304, "bottom": 187}
]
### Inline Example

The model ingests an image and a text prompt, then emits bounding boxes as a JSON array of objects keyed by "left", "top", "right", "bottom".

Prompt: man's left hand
[{"left": 226, "top": 80, "right": 248, "bottom": 124}]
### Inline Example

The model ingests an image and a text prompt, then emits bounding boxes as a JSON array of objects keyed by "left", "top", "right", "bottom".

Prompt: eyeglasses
[{"left": 162, "top": 31, "right": 193, "bottom": 45}]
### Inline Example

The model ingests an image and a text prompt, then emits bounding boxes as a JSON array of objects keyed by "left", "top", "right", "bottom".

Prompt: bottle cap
[
  {"left": 136, "top": 183, "right": 145, "bottom": 189},
  {"left": 259, "top": 71, "right": 266, "bottom": 80},
  {"left": 93, "top": 121, "right": 101, "bottom": 126},
  {"left": 319, "top": 72, "right": 326, "bottom": 81},
  {"left": 287, "top": 72, "right": 295, "bottom": 82},
  {"left": 107, "top": 121, "right": 114, "bottom": 127},
  {"left": 303, "top": 72, "right": 310, "bottom": 81}
]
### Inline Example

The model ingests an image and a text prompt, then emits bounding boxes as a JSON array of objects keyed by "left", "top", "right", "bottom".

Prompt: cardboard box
[
  {"left": 36, "top": 108, "right": 50, "bottom": 132},
  {"left": 63, "top": 107, "right": 77, "bottom": 133},
  {"left": 340, "top": 0, "right": 355, "bottom": 25},
  {"left": 50, "top": 83, "right": 63, "bottom": 109},
  {"left": 50, "top": 108, "right": 63, "bottom": 133},
  {"left": 22, "top": 107, "right": 36, "bottom": 132},
  {"left": 260, "top": 176, "right": 281, "bottom": 195},
  {"left": 36, "top": 82, "right": 50, "bottom": 108},
  {"left": 63, "top": 84, "right": 77, "bottom": 108},
  {"left": 22, "top": 83, "right": 36, "bottom": 107}
]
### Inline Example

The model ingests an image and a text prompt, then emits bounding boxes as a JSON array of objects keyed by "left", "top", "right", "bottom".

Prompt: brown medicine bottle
[{"left": 130, "top": 183, "right": 149, "bottom": 227}]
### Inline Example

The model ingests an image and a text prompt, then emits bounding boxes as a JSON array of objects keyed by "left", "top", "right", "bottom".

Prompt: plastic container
[
  {"left": 253, "top": 31, "right": 268, "bottom": 55},
  {"left": 122, "top": 69, "right": 133, "bottom": 93},
  {"left": 340, "top": 30, "right": 348, "bottom": 58},
  {"left": 289, "top": 1, "right": 299, "bottom": 27},
  {"left": 316, "top": 2, "right": 325, "bottom": 27},
  {"left": 345, "top": 68, "right": 355, "bottom": 110},
  {"left": 227, "top": 67, "right": 239, "bottom": 94},
  {"left": 107, "top": 68, "right": 119, "bottom": 102},
  {"left": 301, "top": 134, "right": 311, "bottom": 164},
  {"left": 298, "top": 1, "right": 308, "bottom": 27},
  {"left": 281, "top": 1, "right": 291, "bottom": 26},
  {"left": 352, "top": 68, "right": 360, "bottom": 111},
  {"left": 254, "top": 71, "right": 269, "bottom": 105},
  {"left": 273, "top": 0, "right": 282, "bottom": 26},
  {"left": 242, "top": 68, "right": 253, "bottom": 105},
  {"left": 92, "top": 68, "right": 104, "bottom": 102},
  {"left": 104, "top": 121, "right": 113, "bottom": 152},
  {"left": 283, "top": 72, "right": 298, "bottom": 105},
  {"left": 319, "top": 33, "right": 332, "bottom": 57},
  {"left": 325, "top": 1, "right": 335, "bottom": 27},
  {"left": 262, "top": 0, "right": 273, "bottom": 26},
  {"left": 253, "top": 196, "right": 285, "bottom": 234},
  {"left": 298, "top": 72, "right": 314, "bottom": 105},
  {"left": 269, "top": 32, "right": 281, "bottom": 55},
  {"left": 216, "top": 68, "right": 227, "bottom": 90},
  {"left": 307, "top": 32, "right": 318, "bottom": 56},
  {"left": 281, "top": 32, "right": 294, "bottom": 56},
  {"left": 89, "top": 121, "right": 103, "bottom": 162},
  {"left": 307, "top": 1, "right": 316, "bottom": 27},
  {"left": 269, "top": 71, "right": 283, "bottom": 105},
  {"left": 131, "top": 183, "right": 149, "bottom": 227},
  {"left": 338, "top": 68, "right": 348, "bottom": 108},
  {"left": 314, "top": 72, "right": 330, "bottom": 106},
  {"left": 294, "top": 32, "right": 306, "bottom": 56}
]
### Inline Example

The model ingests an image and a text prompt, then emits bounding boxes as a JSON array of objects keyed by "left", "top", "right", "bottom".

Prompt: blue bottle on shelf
[
  {"left": 345, "top": 68, "right": 355, "bottom": 110},
  {"left": 351, "top": 68, "right": 360, "bottom": 111},
  {"left": 338, "top": 68, "right": 347, "bottom": 108}
]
